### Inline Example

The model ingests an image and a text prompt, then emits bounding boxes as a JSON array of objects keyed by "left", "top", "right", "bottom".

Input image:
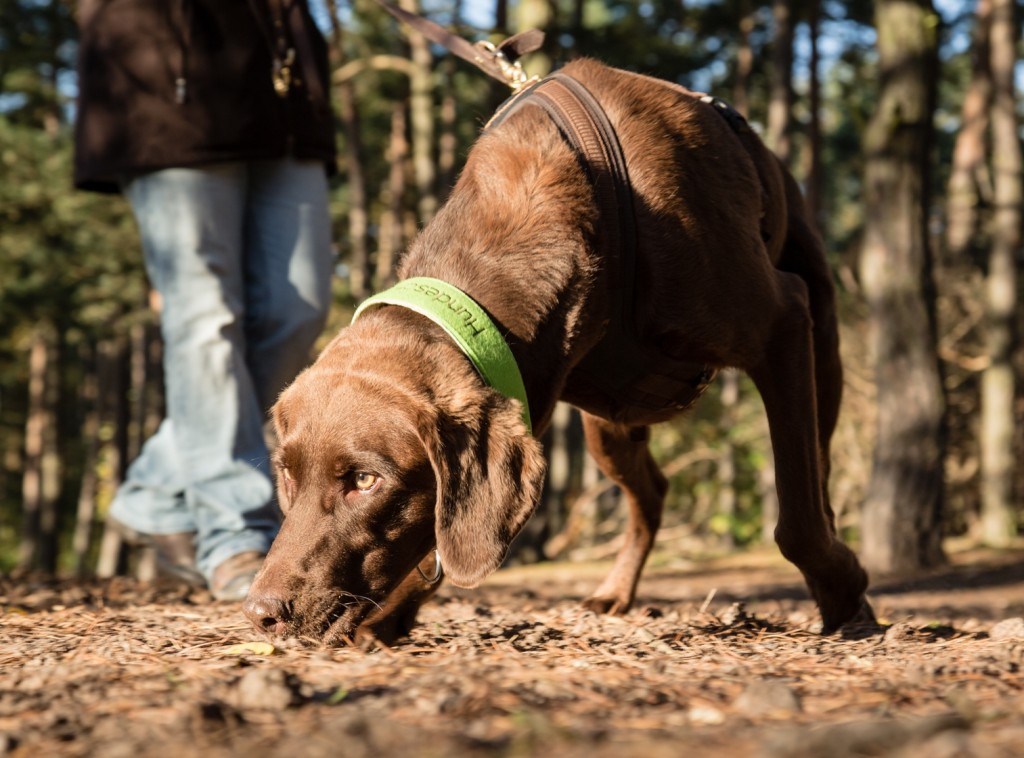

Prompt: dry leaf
[{"left": 222, "top": 641, "right": 277, "bottom": 656}]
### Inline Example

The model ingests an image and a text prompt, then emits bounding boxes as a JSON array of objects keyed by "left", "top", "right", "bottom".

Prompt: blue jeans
[{"left": 110, "top": 159, "right": 333, "bottom": 581}]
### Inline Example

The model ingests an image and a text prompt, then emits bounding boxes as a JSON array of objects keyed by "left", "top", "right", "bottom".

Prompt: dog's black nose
[{"left": 242, "top": 592, "right": 292, "bottom": 635}]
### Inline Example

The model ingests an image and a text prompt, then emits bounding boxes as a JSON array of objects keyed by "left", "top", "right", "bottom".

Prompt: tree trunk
[
  {"left": 434, "top": 0, "right": 463, "bottom": 206},
  {"left": 398, "top": 0, "right": 437, "bottom": 224},
  {"left": 858, "top": 0, "right": 946, "bottom": 574},
  {"left": 945, "top": 0, "right": 993, "bottom": 262},
  {"left": 42, "top": 0, "right": 63, "bottom": 136},
  {"left": 759, "top": 449, "right": 780, "bottom": 544},
  {"left": 74, "top": 341, "right": 101, "bottom": 575},
  {"left": 716, "top": 374, "right": 739, "bottom": 550},
  {"left": 580, "top": 453, "right": 602, "bottom": 549},
  {"left": 544, "top": 403, "right": 574, "bottom": 541},
  {"left": 128, "top": 323, "right": 149, "bottom": 461},
  {"left": 19, "top": 330, "right": 49, "bottom": 571},
  {"left": 805, "top": 0, "right": 824, "bottom": 234},
  {"left": 144, "top": 321, "right": 165, "bottom": 439},
  {"left": 113, "top": 335, "right": 132, "bottom": 484},
  {"left": 733, "top": 0, "right": 754, "bottom": 118},
  {"left": 95, "top": 337, "right": 132, "bottom": 579},
  {"left": 766, "top": 0, "right": 794, "bottom": 163},
  {"left": 437, "top": 54, "right": 458, "bottom": 205},
  {"left": 509, "top": 402, "right": 577, "bottom": 563},
  {"left": 376, "top": 100, "right": 410, "bottom": 291},
  {"left": 325, "top": 0, "right": 370, "bottom": 298},
  {"left": 978, "top": 0, "right": 1019, "bottom": 545},
  {"left": 39, "top": 333, "right": 62, "bottom": 574},
  {"left": 18, "top": 325, "right": 62, "bottom": 573}
]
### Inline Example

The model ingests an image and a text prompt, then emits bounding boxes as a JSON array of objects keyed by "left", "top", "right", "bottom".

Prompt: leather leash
[{"left": 371, "top": 0, "right": 544, "bottom": 91}]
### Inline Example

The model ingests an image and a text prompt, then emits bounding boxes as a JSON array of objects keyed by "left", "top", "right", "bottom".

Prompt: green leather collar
[{"left": 352, "top": 277, "right": 532, "bottom": 434}]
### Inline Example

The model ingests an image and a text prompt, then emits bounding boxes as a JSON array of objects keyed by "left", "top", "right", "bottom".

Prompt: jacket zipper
[
  {"left": 173, "top": 0, "right": 191, "bottom": 104},
  {"left": 252, "top": 0, "right": 297, "bottom": 154}
]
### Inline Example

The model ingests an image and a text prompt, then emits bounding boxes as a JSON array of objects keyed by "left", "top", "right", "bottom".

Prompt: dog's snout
[{"left": 242, "top": 591, "right": 293, "bottom": 635}]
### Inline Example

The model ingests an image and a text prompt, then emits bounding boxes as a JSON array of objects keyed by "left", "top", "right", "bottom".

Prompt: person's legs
[
  {"left": 243, "top": 158, "right": 334, "bottom": 409},
  {"left": 110, "top": 418, "right": 192, "bottom": 534},
  {"left": 108, "top": 417, "right": 204, "bottom": 584},
  {"left": 111, "top": 164, "right": 278, "bottom": 585}
]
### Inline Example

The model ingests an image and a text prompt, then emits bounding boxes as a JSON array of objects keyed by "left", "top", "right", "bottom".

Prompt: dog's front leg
[
  {"left": 579, "top": 413, "right": 667, "bottom": 614},
  {"left": 748, "top": 271, "right": 870, "bottom": 633},
  {"left": 356, "top": 553, "right": 443, "bottom": 647}
]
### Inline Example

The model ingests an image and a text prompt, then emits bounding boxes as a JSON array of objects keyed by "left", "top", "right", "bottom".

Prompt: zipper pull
[
  {"left": 175, "top": 77, "right": 187, "bottom": 104},
  {"left": 272, "top": 48, "right": 296, "bottom": 98}
]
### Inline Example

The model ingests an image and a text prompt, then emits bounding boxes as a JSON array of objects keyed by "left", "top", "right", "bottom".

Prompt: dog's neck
[
  {"left": 398, "top": 106, "right": 606, "bottom": 434},
  {"left": 352, "top": 277, "right": 533, "bottom": 433}
]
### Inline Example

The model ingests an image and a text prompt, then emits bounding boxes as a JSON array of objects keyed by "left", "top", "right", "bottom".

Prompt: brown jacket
[{"left": 74, "top": 0, "right": 336, "bottom": 192}]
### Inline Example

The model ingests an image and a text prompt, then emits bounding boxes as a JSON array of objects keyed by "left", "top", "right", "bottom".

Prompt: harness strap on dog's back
[
  {"left": 527, "top": 75, "right": 638, "bottom": 323},
  {"left": 486, "top": 72, "right": 716, "bottom": 418}
]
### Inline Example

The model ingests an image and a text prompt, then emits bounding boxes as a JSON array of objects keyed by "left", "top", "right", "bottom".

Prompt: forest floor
[{"left": 1, "top": 544, "right": 1023, "bottom": 758}]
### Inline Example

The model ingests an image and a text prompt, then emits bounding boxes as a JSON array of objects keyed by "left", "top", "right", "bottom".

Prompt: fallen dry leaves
[{"left": 1, "top": 549, "right": 1022, "bottom": 757}]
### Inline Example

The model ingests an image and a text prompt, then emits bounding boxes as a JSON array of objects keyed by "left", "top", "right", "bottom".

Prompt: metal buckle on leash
[
  {"left": 474, "top": 40, "right": 538, "bottom": 92},
  {"left": 416, "top": 549, "right": 443, "bottom": 584}
]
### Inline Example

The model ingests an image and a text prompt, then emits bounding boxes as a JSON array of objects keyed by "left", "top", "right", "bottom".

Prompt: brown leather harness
[{"left": 486, "top": 73, "right": 717, "bottom": 420}]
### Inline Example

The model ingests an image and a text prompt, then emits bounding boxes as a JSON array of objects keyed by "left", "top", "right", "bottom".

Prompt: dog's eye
[{"left": 353, "top": 472, "right": 380, "bottom": 492}]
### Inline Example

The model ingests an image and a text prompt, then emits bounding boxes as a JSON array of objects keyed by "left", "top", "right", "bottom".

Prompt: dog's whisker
[{"left": 335, "top": 591, "right": 383, "bottom": 612}]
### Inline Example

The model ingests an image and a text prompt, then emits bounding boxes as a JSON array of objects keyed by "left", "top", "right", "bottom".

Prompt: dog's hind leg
[
  {"left": 746, "top": 266, "right": 870, "bottom": 633},
  {"left": 579, "top": 413, "right": 667, "bottom": 614},
  {"left": 775, "top": 187, "right": 845, "bottom": 536}
]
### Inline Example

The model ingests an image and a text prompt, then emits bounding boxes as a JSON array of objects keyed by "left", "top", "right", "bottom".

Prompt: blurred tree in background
[
  {"left": 0, "top": 0, "right": 1020, "bottom": 576},
  {"left": 857, "top": 0, "right": 945, "bottom": 574}
]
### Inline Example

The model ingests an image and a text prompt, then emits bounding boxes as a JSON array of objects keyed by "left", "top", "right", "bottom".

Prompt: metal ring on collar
[{"left": 416, "top": 549, "right": 443, "bottom": 584}]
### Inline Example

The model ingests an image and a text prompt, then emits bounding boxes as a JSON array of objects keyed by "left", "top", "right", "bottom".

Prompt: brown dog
[{"left": 242, "top": 59, "right": 871, "bottom": 646}]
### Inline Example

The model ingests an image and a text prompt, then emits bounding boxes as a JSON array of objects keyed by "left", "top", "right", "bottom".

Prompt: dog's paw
[
  {"left": 821, "top": 597, "right": 878, "bottom": 636},
  {"left": 801, "top": 540, "right": 872, "bottom": 634},
  {"left": 581, "top": 595, "right": 630, "bottom": 615}
]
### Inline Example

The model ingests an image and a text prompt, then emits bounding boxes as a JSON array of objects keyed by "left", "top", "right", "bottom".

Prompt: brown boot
[
  {"left": 108, "top": 517, "right": 205, "bottom": 587},
  {"left": 210, "top": 551, "right": 265, "bottom": 601}
]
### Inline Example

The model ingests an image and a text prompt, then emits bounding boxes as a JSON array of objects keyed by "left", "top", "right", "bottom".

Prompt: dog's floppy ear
[
  {"left": 418, "top": 391, "right": 546, "bottom": 588},
  {"left": 269, "top": 390, "right": 297, "bottom": 512}
]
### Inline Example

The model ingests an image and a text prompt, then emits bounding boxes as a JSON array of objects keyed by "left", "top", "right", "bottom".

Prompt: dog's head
[{"left": 242, "top": 316, "right": 545, "bottom": 645}]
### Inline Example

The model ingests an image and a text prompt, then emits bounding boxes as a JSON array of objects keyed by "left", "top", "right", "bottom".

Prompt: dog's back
[{"left": 468, "top": 60, "right": 831, "bottom": 427}]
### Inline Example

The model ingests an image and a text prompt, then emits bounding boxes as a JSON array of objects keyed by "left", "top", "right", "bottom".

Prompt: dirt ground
[{"left": 2, "top": 545, "right": 1022, "bottom": 758}]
